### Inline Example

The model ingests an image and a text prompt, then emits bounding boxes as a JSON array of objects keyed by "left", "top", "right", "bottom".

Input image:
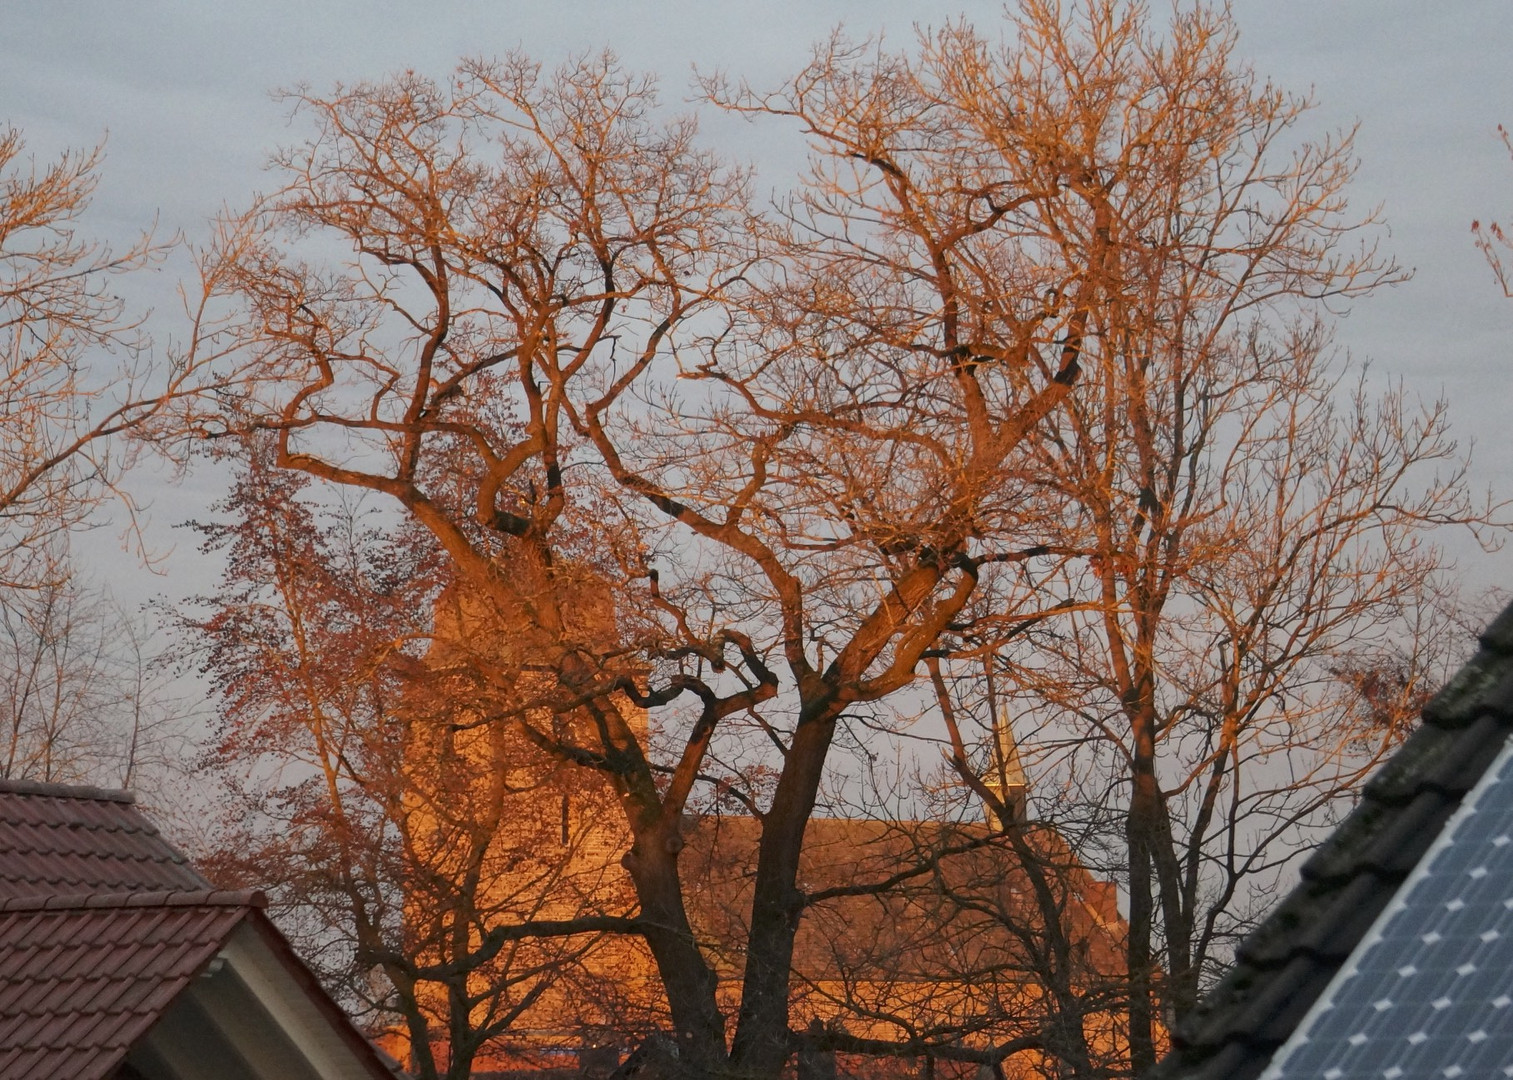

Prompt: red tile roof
[
  {"left": 0, "top": 779, "right": 208, "bottom": 899},
  {"left": 0, "top": 891, "right": 257, "bottom": 1080},
  {"left": 0, "top": 778, "right": 397, "bottom": 1080}
]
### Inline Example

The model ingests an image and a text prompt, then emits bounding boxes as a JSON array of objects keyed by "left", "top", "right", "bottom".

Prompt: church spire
[{"left": 983, "top": 707, "right": 1028, "bottom": 824}]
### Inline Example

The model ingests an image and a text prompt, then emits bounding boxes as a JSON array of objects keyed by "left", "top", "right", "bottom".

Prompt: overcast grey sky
[{"left": 4, "top": 1, "right": 1512, "bottom": 607}]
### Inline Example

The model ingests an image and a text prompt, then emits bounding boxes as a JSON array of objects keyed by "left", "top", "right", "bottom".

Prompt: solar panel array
[{"left": 1266, "top": 733, "right": 1513, "bottom": 1079}]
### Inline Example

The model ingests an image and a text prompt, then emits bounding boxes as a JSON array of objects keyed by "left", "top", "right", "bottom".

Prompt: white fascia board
[{"left": 219, "top": 921, "right": 385, "bottom": 1080}]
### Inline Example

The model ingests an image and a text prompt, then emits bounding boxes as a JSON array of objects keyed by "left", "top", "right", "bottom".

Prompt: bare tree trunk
[{"left": 731, "top": 709, "right": 838, "bottom": 1077}]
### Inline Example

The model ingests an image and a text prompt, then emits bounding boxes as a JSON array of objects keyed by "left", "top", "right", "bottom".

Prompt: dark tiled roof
[
  {"left": 1266, "top": 740, "right": 1513, "bottom": 1078},
  {"left": 0, "top": 778, "right": 209, "bottom": 899},
  {"left": 0, "top": 891, "right": 255, "bottom": 1080},
  {"left": 1154, "top": 601, "right": 1513, "bottom": 1080}
]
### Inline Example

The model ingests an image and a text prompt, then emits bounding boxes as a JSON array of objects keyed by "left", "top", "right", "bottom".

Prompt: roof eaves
[{"left": 236, "top": 911, "right": 407, "bottom": 1079}]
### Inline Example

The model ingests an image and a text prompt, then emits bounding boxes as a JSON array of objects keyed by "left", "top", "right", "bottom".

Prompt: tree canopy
[{"left": 9, "top": 3, "right": 1505, "bottom": 1078}]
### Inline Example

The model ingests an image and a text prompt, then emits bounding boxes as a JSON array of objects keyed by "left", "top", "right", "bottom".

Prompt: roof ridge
[
  {"left": 0, "top": 777, "right": 135, "bottom": 803},
  {"left": 0, "top": 888, "right": 266, "bottom": 912}
]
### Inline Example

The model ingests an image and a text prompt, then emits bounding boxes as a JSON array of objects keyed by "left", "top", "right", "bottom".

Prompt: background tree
[
  {"left": 1473, "top": 122, "right": 1513, "bottom": 296},
  {"left": 0, "top": 127, "right": 164, "bottom": 592},
  {"left": 0, "top": 126, "right": 200, "bottom": 794},
  {"left": 180, "top": 4, "right": 1483, "bottom": 1077},
  {"left": 0, "top": 573, "right": 184, "bottom": 787},
  {"left": 184, "top": 40, "right": 1095, "bottom": 1078},
  {"left": 696, "top": 3, "right": 1495, "bottom": 1073},
  {"left": 188, "top": 52, "right": 770, "bottom": 1078}
]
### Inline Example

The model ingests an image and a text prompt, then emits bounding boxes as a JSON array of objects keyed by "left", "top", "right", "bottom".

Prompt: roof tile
[
  {"left": 1180, "top": 1039, "right": 1257, "bottom": 1080},
  {"left": 1235, "top": 953, "right": 1328, "bottom": 1047},
  {"left": 9, "top": 1047, "right": 49, "bottom": 1080},
  {"left": 0, "top": 781, "right": 208, "bottom": 901},
  {"left": 0, "top": 904, "right": 243, "bottom": 1076},
  {"left": 1356, "top": 789, "right": 1460, "bottom": 877},
  {"left": 1359, "top": 715, "right": 1487, "bottom": 806},
  {"left": 1478, "top": 603, "right": 1513, "bottom": 653},
  {"left": 1423, "top": 641, "right": 1513, "bottom": 729},
  {"left": 0, "top": 780, "right": 263, "bottom": 1079}
]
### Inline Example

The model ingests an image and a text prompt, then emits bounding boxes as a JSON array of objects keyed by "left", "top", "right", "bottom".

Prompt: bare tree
[
  {"left": 187, "top": 52, "right": 767, "bottom": 1078},
  {"left": 904, "top": 13, "right": 1506, "bottom": 1075},
  {"left": 180, "top": 4, "right": 1473, "bottom": 1077},
  {"left": 1473, "top": 123, "right": 1513, "bottom": 296},
  {"left": 0, "top": 128, "right": 171, "bottom": 592},
  {"left": 0, "top": 571, "right": 188, "bottom": 788},
  {"left": 0, "top": 127, "right": 210, "bottom": 796}
]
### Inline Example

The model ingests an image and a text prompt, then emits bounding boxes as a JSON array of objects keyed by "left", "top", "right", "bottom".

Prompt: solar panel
[{"left": 1265, "top": 732, "right": 1513, "bottom": 1080}]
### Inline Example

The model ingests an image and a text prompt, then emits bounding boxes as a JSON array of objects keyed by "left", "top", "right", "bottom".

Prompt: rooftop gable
[
  {"left": 0, "top": 781, "right": 398, "bottom": 1080},
  {"left": 0, "top": 891, "right": 254, "bottom": 1080}
]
